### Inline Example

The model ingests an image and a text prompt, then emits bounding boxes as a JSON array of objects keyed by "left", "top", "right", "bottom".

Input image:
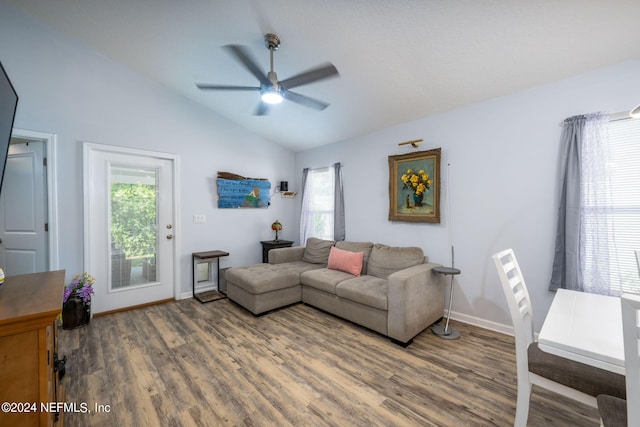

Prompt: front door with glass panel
[{"left": 84, "top": 143, "right": 177, "bottom": 314}]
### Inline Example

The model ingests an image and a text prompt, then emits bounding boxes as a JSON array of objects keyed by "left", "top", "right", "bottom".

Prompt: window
[
  {"left": 300, "top": 163, "right": 344, "bottom": 243},
  {"left": 584, "top": 118, "right": 640, "bottom": 294},
  {"left": 300, "top": 167, "right": 334, "bottom": 241}
]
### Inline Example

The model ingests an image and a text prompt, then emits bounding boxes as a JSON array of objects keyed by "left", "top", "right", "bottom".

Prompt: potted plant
[{"left": 62, "top": 272, "right": 95, "bottom": 329}]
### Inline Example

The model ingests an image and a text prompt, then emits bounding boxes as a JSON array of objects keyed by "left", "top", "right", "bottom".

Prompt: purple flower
[
  {"left": 62, "top": 272, "right": 96, "bottom": 305},
  {"left": 62, "top": 287, "right": 72, "bottom": 303},
  {"left": 78, "top": 284, "right": 94, "bottom": 304}
]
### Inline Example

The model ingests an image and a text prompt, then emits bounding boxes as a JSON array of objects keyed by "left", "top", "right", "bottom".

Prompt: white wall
[
  {"left": 296, "top": 60, "right": 640, "bottom": 332},
  {"left": 0, "top": 3, "right": 298, "bottom": 298}
]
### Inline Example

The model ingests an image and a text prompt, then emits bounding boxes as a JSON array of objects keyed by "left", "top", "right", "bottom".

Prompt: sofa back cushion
[
  {"left": 367, "top": 244, "right": 424, "bottom": 279},
  {"left": 302, "top": 237, "right": 335, "bottom": 264},
  {"left": 328, "top": 246, "right": 364, "bottom": 276},
  {"left": 335, "top": 241, "right": 374, "bottom": 275}
]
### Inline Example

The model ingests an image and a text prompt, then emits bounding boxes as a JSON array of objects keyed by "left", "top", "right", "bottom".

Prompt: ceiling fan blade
[
  {"left": 279, "top": 63, "right": 339, "bottom": 90},
  {"left": 254, "top": 102, "right": 272, "bottom": 116},
  {"left": 282, "top": 89, "right": 330, "bottom": 111},
  {"left": 196, "top": 83, "right": 260, "bottom": 91},
  {"left": 223, "top": 44, "right": 270, "bottom": 86}
]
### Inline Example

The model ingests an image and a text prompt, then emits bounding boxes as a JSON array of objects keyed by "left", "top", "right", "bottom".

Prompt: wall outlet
[{"left": 193, "top": 214, "right": 206, "bottom": 224}]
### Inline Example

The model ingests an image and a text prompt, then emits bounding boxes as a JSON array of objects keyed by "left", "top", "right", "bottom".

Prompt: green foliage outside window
[{"left": 111, "top": 183, "right": 157, "bottom": 258}]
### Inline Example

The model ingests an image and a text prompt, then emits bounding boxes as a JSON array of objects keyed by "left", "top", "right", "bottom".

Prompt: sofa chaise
[{"left": 225, "top": 238, "right": 445, "bottom": 346}]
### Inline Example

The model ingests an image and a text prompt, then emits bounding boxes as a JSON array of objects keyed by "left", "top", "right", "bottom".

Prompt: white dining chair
[
  {"left": 492, "top": 249, "right": 625, "bottom": 427},
  {"left": 597, "top": 292, "right": 640, "bottom": 427}
]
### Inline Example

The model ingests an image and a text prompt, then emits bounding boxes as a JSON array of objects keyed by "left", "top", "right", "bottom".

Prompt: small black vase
[{"left": 62, "top": 294, "right": 91, "bottom": 329}]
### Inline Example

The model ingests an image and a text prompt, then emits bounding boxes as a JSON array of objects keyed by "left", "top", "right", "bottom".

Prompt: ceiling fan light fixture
[{"left": 261, "top": 87, "right": 283, "bottom": 104}]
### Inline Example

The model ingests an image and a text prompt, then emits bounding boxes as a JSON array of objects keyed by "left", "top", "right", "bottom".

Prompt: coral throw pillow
[{"left": 327, "top": 246, "right": 364, "bottom": 277}]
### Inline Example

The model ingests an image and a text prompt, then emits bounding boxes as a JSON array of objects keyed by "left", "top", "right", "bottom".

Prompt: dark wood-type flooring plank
[{"left": 58, "top": 299, "right": 600, "bottom": 426}]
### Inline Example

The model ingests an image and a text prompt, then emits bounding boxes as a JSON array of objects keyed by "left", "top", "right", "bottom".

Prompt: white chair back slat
[{"left": 493, "top": 249, "right": 534, "bottom": 348}]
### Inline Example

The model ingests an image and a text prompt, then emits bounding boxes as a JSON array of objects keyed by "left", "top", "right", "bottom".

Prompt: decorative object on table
[
  {"left": 271, "top": 219, "right": 283, "bottom": 240},
  {"left": 217, "top": 171, "right": 271, "bottom": 208},
  {"left": 0, "top": 266, "right": 4, "bottom": 286},
  {"left": 388, "top": 148, "right": 441, "bottom": 223},
  {"left": 61, "top": 272, "right": 95, "bottom": 329}
]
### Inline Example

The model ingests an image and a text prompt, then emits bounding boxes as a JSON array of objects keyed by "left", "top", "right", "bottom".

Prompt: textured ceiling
[{"left": 2, "top": 0, "right": 640, "bottom": 151}]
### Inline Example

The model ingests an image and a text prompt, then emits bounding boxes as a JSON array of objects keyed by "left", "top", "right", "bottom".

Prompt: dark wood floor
[{"left": 58, "top": 298, "right": 599, "bottom": 426}]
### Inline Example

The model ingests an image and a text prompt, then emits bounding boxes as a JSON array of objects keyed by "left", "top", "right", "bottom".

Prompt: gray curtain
[
  {"left": 549, "top": 113, "right": 609, "bottom": 291},
  {"left": 333, "top": 163, "right": 345, "bottom": 241},
  {"left": 299, "top": 168, "right": 310, "bottom": 244}
]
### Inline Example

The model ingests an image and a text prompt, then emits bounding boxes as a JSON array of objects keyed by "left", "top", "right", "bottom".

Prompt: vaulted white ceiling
[{"left": 3, "top": 0, "right": 639, "bottom": 151}]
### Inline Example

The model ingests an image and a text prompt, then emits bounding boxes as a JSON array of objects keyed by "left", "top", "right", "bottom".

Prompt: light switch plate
[{"left": 193, "top": 214, "right": 206, "bottom": 224}]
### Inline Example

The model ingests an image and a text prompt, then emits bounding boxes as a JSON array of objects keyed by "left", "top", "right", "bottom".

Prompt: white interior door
[
  {"left": 84, "top": 143, "right": 178, "bottom": 314},
  {"left": 0, "top": 141, "right": 47, "bottom": 275}
]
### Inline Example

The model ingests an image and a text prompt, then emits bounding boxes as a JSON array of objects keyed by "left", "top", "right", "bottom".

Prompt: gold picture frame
[{"left": 388, "top": 148, "right": 441, "bottom": 223}]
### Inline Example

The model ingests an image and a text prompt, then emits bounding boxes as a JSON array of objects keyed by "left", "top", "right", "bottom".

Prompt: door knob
[{"left": 166, "top": 234, "right": 173, "bottom": 240}]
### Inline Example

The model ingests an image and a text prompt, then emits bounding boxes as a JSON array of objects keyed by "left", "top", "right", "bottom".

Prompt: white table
[{"left": 538, "top": 288, "right": 624, "bottom": 375}]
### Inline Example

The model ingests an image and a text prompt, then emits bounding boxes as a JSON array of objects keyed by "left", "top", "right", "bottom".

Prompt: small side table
[
  {"left": 260, "top": 239, "right": 294, "bottom": 263},
  {"left": 432, "top": 266, "right": 461, "bottom": 340},
  {"left": 192, "top": 250, "right": 229, "bottom": 303}
]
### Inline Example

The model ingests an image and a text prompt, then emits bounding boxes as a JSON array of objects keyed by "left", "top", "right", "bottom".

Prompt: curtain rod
[{"left": 559, "top": 110, "right": 637, "bottom": 126}]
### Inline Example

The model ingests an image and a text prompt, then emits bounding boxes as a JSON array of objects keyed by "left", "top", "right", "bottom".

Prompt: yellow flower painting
[{"left": 388, "top": 148, "right": 441, "bottom": 223}]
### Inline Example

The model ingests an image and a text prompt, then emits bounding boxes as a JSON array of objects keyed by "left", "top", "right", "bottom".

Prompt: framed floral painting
[{"left": 388, "top": 148, "right": 441, "bottom": 223}]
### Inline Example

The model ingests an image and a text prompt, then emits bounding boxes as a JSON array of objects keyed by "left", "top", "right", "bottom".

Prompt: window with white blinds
[{"left": 587, "top": 118, "right": 640, "bottom": 293}]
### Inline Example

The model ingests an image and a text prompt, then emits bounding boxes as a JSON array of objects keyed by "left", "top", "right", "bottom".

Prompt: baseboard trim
[
  {"left": 93, "top": 298, "right": 174, "bottom": 317},
  {"left": 179, "top": 283, "right": 218, "bottom": 300},
  {"left": 447, "top": 310, "right": 514, "bottom": 337}
]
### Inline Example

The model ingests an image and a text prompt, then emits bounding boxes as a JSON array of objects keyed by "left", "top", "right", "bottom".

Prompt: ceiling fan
[{"left": 196, "top": 33, "right": 339, "bottom": 115}]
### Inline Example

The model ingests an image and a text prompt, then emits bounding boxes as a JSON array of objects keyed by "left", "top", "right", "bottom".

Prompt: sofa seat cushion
[
  {"left": 300, "top": 268, "right": 354, "bottom": 294},
  {"left": 367, "top": 244, "right": 424, "bottom": 279},
  {"left": 227, "top": 262, "right": 321, "bottom": 294},
  {"left": 528, "top": 342, "right": 626, "bottom": 399},
  {"left": 336, "top": 275, "right": 388, "bottom": 310}
]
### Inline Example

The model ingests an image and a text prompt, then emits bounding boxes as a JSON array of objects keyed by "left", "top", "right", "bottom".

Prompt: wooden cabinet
[{"left": 0, "top": 270, "right": 66, "bottom": 427}]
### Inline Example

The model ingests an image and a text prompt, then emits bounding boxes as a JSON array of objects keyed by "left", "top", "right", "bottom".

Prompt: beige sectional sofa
[{"left": 225, "top": 238, "right": 445, "bottom": 346}]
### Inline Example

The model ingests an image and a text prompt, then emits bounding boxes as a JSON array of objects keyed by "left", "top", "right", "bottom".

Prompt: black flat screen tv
[{"left": 0, "top": 61, "right": 18, "bottom": 196}]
